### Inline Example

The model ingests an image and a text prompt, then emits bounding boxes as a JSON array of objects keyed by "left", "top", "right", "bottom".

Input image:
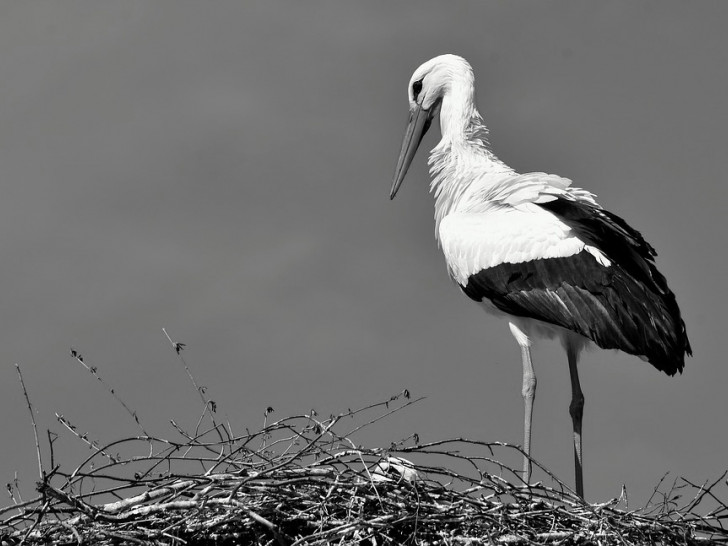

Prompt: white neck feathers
[{"left": 428, "top": 76, "right": 512, "bottom": 237}]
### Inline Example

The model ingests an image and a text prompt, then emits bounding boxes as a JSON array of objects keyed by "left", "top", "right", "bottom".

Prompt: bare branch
[{"left": 14, "top": 364, "right": 44, "bottom": 480}]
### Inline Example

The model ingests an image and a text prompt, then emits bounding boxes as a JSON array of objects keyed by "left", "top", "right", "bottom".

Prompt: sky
[{"left": 1, "top": 1, "right": 727, "bottom": 505}]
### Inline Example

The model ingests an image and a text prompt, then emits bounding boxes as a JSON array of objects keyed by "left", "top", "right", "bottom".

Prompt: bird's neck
[{"left": 428, "top": 93, "right": 513, "bottom": 238}]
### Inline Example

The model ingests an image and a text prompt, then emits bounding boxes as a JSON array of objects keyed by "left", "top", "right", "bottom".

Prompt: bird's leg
[
  {"left": 566, "top": 343, "right": 585, "bottom": 498},
  {"left": 508, "top": 322, "right": 536, "bottom": 485}
]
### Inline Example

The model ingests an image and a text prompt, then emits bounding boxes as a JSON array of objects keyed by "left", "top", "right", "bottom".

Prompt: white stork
[{"left": 389, "top": 54, "right": 691, "bottom": 498}]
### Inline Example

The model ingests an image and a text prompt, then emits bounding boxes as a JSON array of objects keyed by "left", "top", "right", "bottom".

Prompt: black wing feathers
[
  {"left": 538, "top": 197, "right": 662, "bottom": 291},
  {"left": 462, "top": 197, "right": 691, "bottom": 375}
]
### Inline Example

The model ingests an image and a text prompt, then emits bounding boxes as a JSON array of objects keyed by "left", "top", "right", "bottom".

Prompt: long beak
[{"left": 390, "top": 104, "right": 434, "bottom": 200}]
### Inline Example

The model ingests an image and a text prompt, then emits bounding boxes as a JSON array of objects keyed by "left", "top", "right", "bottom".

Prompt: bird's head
[{"left": 390, "top": 54, "right": 475, "bottom": 199}]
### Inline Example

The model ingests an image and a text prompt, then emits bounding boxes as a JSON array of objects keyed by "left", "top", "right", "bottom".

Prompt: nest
[{"left": 2, "top": 342, "right": 728, "bottom": 545}]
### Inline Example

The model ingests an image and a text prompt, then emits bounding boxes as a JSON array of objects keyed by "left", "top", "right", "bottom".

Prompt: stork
[{"left": 389, "top": 54, "right": 691, "bottom": 498}]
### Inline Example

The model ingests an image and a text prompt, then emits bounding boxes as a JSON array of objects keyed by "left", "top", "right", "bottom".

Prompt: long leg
[
  {"left": 508, "top": 322, "right": 536, "bottom": 485},
  {"left": 566, "top": 342, "right": 585, "bottom": 498}
]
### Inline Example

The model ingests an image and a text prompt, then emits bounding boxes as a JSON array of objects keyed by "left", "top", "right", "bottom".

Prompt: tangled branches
[
  {"left": 2, "top": 337, "right": 728, "bottom": 545},
  {"left": 2, "top": 393, "right": 727, "bottom": 545}
]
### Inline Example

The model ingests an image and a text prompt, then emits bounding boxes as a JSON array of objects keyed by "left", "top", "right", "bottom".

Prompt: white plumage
[
  {"left": 389, "top": 54, "right": 691, "bottom": 499},
  {"left": 440, "top": 206, "right": 611, "bottom": 284}
]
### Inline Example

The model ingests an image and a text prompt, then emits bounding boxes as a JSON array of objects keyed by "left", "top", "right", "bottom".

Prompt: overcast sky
[{"left": 1, "top": 1, "right": 727, "bottom": 504}]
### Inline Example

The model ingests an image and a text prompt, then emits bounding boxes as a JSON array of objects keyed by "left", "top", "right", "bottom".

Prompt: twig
[
  {"left": 56, "top": 413, "right": 120, "bottom": 465},
  {"left": 162, "top": 328, "right": 215, "bottom": 422},
  {"left": 15, "top": 364, "right": 44, "bottom": 480},
  {"left": 69, "top": 348, "right": 149, "bottom": 436}
]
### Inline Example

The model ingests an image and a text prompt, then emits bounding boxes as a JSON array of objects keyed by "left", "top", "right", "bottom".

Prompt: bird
[{"left": 389, "top": 54, "right": 691, "bottom": 499}]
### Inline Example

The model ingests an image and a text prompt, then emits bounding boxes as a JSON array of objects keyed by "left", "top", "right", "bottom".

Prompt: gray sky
[{"left": 1, "top": 1, "right": 726, "bottom": 504}]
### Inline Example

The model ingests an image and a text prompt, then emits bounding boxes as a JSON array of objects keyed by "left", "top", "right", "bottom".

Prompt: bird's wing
[
  {"left": 438, "top": 205, "right": 591, "bottom": 285},
  {"left": 439, "top": 194, "right": 689, "bottom": 374},
  {"left": 441, "top": 172, "right": 607, "bottom": 284},
  {"left": 465, "top": 171, "right": 667, "bottom": 295},
  {"left": 537, "top": 195, "right": 659, "bottom": 288},
  {"left": 473, "top": 172, "right": 598, "bottom": 210}
]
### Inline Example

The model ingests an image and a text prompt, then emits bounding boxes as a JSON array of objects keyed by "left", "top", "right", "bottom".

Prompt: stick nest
[{"left": 3, "top": 344, "right": 728, "bottom": 545}]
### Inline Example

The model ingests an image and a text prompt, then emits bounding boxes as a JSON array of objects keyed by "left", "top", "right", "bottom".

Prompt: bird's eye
[{"left": 412, "top": 80, "right": 423, "bottom": 100}]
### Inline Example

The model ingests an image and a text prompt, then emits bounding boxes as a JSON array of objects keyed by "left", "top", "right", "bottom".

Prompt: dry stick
[
  {"left": 47, "top": 430, "right": 58, "bottom": 471},
  {"left": 162, "top": 328, "right": 228, "bottom": 452},
  {"left": 679, "top": 471, "right": 728, "bottom": 518},
  {"left": 99, "top": 530, "right": 148, "bottom": 545},
  {"left": 162, "top": 328, "right": 215, "bottom": 423},
  {"left": 15, "top": 364, "right": 44, "bottom": 480},
  {"left": 643, "top": 471, "right": 673, "bottom": 513},
  {"left": 56, "top": 413, "right": 120, "bottom": 465},
  {"left": 0, "top": 496, "right": 46, "bottom": 535},
  {"left": 20, "top": 499, "right": 51, "bottom": 546},
  {"left": 69, "top": 349, "right": 149, "bottom": 437},
  {"left": 342, "top": 396, "right": 426, "bottom": 440}
]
